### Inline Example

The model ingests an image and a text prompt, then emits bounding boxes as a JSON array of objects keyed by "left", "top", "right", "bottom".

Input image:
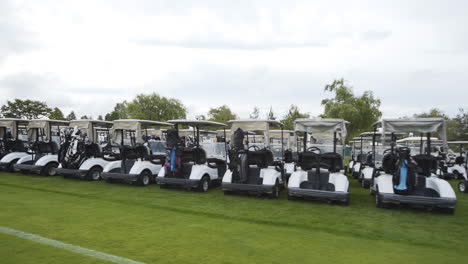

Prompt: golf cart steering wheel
[
  {"left": 248, "top": 145, "right": 260, "bottom": 151},
  {"left": 307, "top": 146, "right": 321, "bottom": 154}
]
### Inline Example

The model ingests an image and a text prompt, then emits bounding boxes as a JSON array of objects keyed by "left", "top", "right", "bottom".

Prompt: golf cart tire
[
  {"left": 42, "top": 162, "right": 58, "bottom": 176},
  {"left": 137, "top": 170, "right": 152, "bottom": 186},
  {"left": 196, "top": 175, "right": 210, "bottom": 192},
  {"left": 269, "top": 180, "right": 280, "bottom": 199},
  {"left": 86, "top": 166, "right": 103, "bottom": 181},
  {"left": 459, "top": 180, "right": 468, "bottom": 193}
]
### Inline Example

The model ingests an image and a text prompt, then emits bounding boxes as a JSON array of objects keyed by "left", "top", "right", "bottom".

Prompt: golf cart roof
[
  {"left": 0, "top": 118, "right": 28, "bottom": 127},
  {"left": 112, "top": 119, "right": 173, "bottom": 130},
  {"left": 397, "top": 136, "right": 442, "bottom": 143},
  {"left": 28, "top": 119, "right": 70, "bottom": 128},
  {"left": 448, "top": 141, "right": 468, "bottom": 145},
  {"left": 359, "top": 131, "right": 406, "bottom": 137},
  {"left": 377, "top": 118, "right": 447, "bottom": 146},
  {"left": 69, "top": 120, "right": 113, "bottom": 128},
  {"left": 227, "top": 119, "right": 284, "bottom": 131},
  {"left": 294, "top": 118, "right": 348, "bottom": 135},
  {"left": 216, "top": 129, "right": 256, "bottom": 137},
  {"left": 167, "top": 119, "right": 226, "bottom": 128}
]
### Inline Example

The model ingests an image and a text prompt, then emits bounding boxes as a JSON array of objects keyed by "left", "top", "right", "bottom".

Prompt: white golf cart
[
  {"left": 156, "top": 120, "right": 228, "bottom": 192},
  {"left": 101, "top": 119, "right": 172, "bottom": 186},
  {"left": 56, "top": 120, "right": 114, "bottom": 181},
  {"left": 371, "top": 118, "right": 457, "bottom": 213},
  {"left": 0, "top": 119, "right": 29, "bottom": 171},
  {"left": 287, "top": 118, "right": 350, "bottom": 205},
  {"left": 12, "top": 119, "right": 70, "bottom": 176},
  {"left": 446, "top": 141, "right": 468, "bottom": 193},
  {"left": 221, "top": 120, "right": 285, "bottom": 198}
]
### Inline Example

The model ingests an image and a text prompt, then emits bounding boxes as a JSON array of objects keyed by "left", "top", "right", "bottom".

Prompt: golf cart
[
  {"left": 0, "top": 119, "right": 29, "bottom": 171},
  {"left": 371, "top": 118, "right": 457, "bottom": 213},
  {"left": 13, "top": 119, "right": 69, "bottom": 176},
  {"left": 446, "top": 141, "right": 468, "bottom": 193},
  {"left": 287, "top": 118, "right": 350, "bottom": 204},
  {"left": 101, "top": 119, "right": 172, "bottom": 186},
  {"left": 56, "top": 120, "right": 113, "bottom": 181},
  {"left": 349, "top": 135, "right": 370, "bottom": 179},
  {"left": 221, "top": 119, "right": 285, "bottom": 198},
  {"left": 156, "top": 120, "right": 228, "bottom": 192}
]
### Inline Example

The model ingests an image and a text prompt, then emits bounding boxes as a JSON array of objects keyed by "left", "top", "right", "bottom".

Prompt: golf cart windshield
[
  {"left": 111, "top": 119, "right": 172, "bottom": 145},
  {"left": 69, "top": 120, "right": 112, "bottom": 143},
  {"left": 27, "top": 119, "right": 69, "bottom": 145}
]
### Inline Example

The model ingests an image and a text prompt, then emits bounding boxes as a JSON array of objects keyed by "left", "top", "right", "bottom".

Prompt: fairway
[{"left": 0, "top": 172, "right": 467, "bottom": 264}]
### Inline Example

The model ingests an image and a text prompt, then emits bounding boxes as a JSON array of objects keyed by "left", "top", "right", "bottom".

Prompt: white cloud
[{"left": 0, "top": 0, "right": 467, "bottom": 120}]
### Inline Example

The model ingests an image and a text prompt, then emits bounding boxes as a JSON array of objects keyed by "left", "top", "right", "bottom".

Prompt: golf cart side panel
[
  {"left": 285, "top": 163, "right": 295, "bottom": 174},
  {"left": 188, "top": 164, "right": 218, "bottom": 180},
  {"left": 288, "top": 170, "right": 308, "bottom": 188},
  {"left": 425, "top": 177, "right": 457, "bottom": 198},
  {"left": 374, "top": 174, "right": 395, "bottom": 194},
  {"left": 129, "top": 161, "right": 162, "bottom": 175},
  {"left": 103, "top": 160, "right": 122, "bottom": 173},
  {"left": 16, "top": 154, "right": 34, "bottom": 165},
  {"left": 221, "top": 169, "right": 232, "bottom": 183},
  {"left": 379, "top": 193, "right": 457, "bottom": 207},
  {"left": 79, "top": 158, "right": 110, "bottom": 171},
  {"left": 329, "top": 172, "right": 349, "bottom": 192},
  {"left": 449, "top": 165, "right": 467, "bottom": 180},
  {"left": 34, "top": 154, "right": 59, "bottom": 167},
  {"left": 0, "top": 152, "right": 30, "bottom": 164},
  {"left": 362, "top": 167, "right": 374, "bottom": 181},
  {"left": 56, "top": 167, "right": 88, "bottom": 177},
  {"left": 261, "top": 168, "right": 282, "bottom": 185}
]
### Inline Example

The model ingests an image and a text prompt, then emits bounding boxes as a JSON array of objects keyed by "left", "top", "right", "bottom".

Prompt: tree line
[{"left": 1, "top": 79, "right": 467, "bottom": 142}]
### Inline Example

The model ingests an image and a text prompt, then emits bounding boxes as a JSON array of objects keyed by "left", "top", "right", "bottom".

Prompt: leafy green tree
[
  {"left": 281, "top": 105, "right": 309, "bottom": 130},
  {"left": 196, "top": 115, "right": 206, "bottom": 120},
  {"left": 414, "top": 108, "right": 447, "bottom": 119},
  {"left": 66, "top": 111, "right": 77, "bottom": 121},
  {"left": 207, "top": 105, "right": 238, "bottom": 124},
  {"left": 49, "top": 107, "right": 65, "bottom": 120},
  {"left": 105, "top": 102, "right": 128, "bottom": 121},
  {"left": 80, "top": 115, "right": 92, "bottom": 120},
  {"left": 0, "top": 99, "right": 52, "bottom": 119},
  {"left": 321, "top": 78, "right": 381, "bottom": 142},
  {"left": 249, "top": 107, "right": 260, "bottom": 119},
  {"left": 97, "top": 115, "right": 103, "bottom": 121},
  {"left": 125, "top": 93, "right": 186, "bottom": 121},
  {"left": 266, "top": 106, "right": 276, "bottom": 120}
]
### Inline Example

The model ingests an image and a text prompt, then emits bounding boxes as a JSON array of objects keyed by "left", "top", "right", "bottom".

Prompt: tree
[
  {"left": 281, "top": 105, "right": 309, "bottom": 130},
  {"left": 49, "top": 107, "right": 65, "bottom": 120},
  {"left": 207, "top": 105, "right": 238, "bottom": 124},
  {"left": 249, "top": 107, "right": 260, "bottom": 119},
  {"left": 105, "top": 102, "right": 128, "bottom": 121},
  {"left": 414, "top": 108, "right": 447, "bottom": 119},
  {"left": 195, "top": 115, "right": 206, "bottom": 120},
  {"left": 125, "top": 93, "right": 186, "bottom": 121},
  {"left": 321, "top": 78, "right": 381, "bottom": 142},
  {"left": 66, "top": 111, "right": 77, "bottom": 121},
  {"left": 97, "top": 115, "right": 103, "bottom": 121},
  {"left": 80, "top": 115, "right": 91, "bottom": 120},
  {"left": 0, "top": 99, "right": 52, "bottom": 119},
  {"left": 266, "top": 106, "right": 276, "bottom": 120}
]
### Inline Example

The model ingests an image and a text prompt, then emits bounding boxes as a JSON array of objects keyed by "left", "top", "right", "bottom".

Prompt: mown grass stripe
[{"left": 0, "top": 226, "right": 145, "bottom": 264}]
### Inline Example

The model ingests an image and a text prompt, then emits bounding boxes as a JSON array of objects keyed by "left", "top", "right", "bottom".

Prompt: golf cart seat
[
  {"left": 320, "top": 152, "right": 343, "bottom": 173},
  {"left": 180, "top": 147, "right": 207, "bottom": 165},
  {"left": 455, "top": 156, "right": 465, "bottom": 165},
  {"left": 412, "top": 154, "right": 438, "bottom": 176},
  {"left": 247, "top": 149, "right": 273, "bottom": 168},
  {"left": 297, "top": 151, "right": 320, "bottom": 170},
  {"left": 284, "top": 149, "right": 294, "bottom": 163},
  {"left": 3, "top": 139, "right": 27, "bottom": 152},
  {"left": 382, "top": 153, "right": 398, "bottom": 174},
  {"left": 84, "top": 142, "right": 101, "bottom": 158}
]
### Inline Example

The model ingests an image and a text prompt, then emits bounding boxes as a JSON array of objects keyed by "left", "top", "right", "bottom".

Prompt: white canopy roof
[
  {"left": 294, "top": 118, "right": 348, "bottom": 137},
  {"left": 167, "top": 119, "right": 226, "bottom": 127},
  {"left": 448, "top": 141, "right": 468, "bottom": 145},
  {"left": 112, "top": 119, "right": 172, "bottom": 144},
  {"left": 27, "top": 119, "right": 69, "bottom": 141},
  {"left": 227, "top": 119, "right": 283, "bottom": 131},
  {"left": 379, "top": 118, "right": 447, "bottom": 147}
]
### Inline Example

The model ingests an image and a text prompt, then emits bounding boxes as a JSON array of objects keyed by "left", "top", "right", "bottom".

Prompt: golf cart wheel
[
  {"left": 459, "top": 180, "right": 468, "bottom": 193},
  {"left": 269, "top": 180, "right": 280, "bottom": 199},
  {"left": 137, "top": 170, "right": 152, "bottom": 186},
  {"left": 86, "top": 166, "right": 102, "bottom": 181},
  {"left": 196, "top": 175, "right": 210, "bottom": 192},
  {"left": 42, "top": 163, "right": 58, "bottom": 176}
]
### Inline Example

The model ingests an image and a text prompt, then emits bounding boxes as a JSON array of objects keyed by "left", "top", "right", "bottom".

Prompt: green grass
[{"left": 0, "top": 172, "right": 467, "bottom": 264}]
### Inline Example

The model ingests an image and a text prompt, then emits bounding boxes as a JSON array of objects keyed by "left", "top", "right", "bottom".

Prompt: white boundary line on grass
[{"left": 0, "top": 226, "right": 145, "bottom": 264}]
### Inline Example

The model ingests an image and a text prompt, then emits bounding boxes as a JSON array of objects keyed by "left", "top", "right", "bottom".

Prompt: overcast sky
[{"left": 1, "top": 0, "right": 467, "bottom": 120}]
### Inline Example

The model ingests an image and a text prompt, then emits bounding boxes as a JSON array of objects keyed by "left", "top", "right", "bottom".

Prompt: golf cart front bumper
[
  {"left": 13, "top": 164, "right": 43, "bottom": 174},
  {"left": 156, "top": 177, "right": 200, "bottom": 188},
  {"left": 222, "top": 182, "right": 275, "bottom": 194},
  {"left": 378, "top": 193, "right": 457, "bottom": 208},
  {"left": 56, "top": 168, "right": 88, "bottom": 178},
  {"left": 288, "top": 187, "right": 350, "bottom": 202},
  {"left": 101, "top": 172, "right": 138, "bottom": 183}
]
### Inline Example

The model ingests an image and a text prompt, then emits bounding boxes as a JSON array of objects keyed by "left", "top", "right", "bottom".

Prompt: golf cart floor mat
[{"left": 299, "top": 171, "right": 335, "bottom": 191}]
